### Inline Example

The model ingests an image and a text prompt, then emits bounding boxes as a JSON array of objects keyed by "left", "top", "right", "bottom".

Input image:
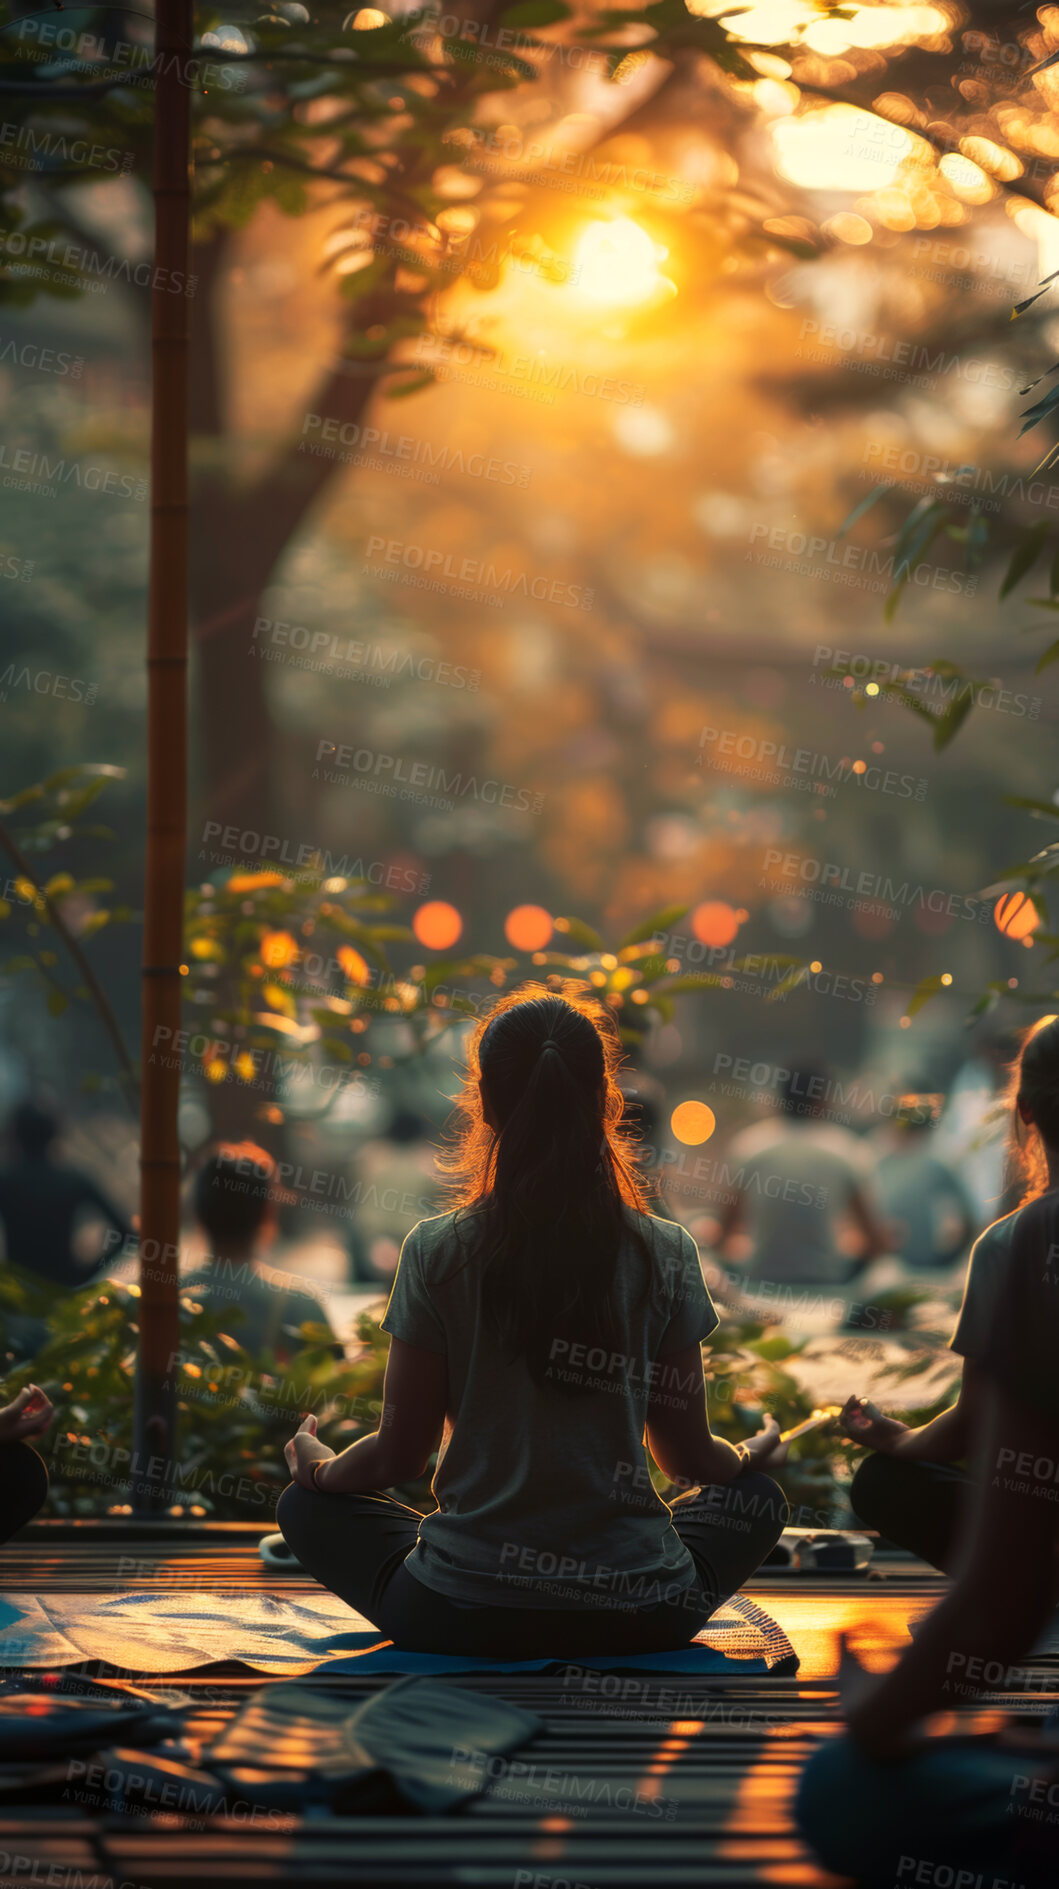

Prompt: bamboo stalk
[{"left": 133, "top": 0, "right": 191, "bottom": 1514}]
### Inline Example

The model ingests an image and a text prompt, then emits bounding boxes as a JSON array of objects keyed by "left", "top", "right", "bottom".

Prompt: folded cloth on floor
[
  {"left": 0, "top": 1588, "right": 797, "bottom": 1676},
  {"left": 0, "top": 1689, "right": 176, "bottom": 1759},
  {"left": 207, "top": 1676, "right": 544, "bottom": 1813}
]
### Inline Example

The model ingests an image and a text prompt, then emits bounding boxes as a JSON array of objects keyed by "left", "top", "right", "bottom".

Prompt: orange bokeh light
[
  {"left": 337, "top": 944, "right": 372, "bottom": 987},
  {"left": 413, "top": 900, "right": 463, "bottom": 950},
  {"left": 671, "top": 1101, "right": 716, "bottom": 1146},
  {"left": 226, "top": 871, "right": 288, "bottom": 894},
  {"left": 691, "top": 902, "right": 745, "bottom": 949},
  {"left": 504, "top": 904, "right": 553, "bottom": 952},
  {"left": 994, "top": 892, "right": 1041, "bottom": 941},
  {"left": 259, "top": 929, "right": 299, "bottom": 968}
]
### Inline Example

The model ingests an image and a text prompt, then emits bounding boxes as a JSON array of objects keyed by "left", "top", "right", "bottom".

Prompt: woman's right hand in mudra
[
  {"left": 0, "top": 1384, "right": 53, "bottom": 1443},
  {"left": 284, "top": 1413, "right": 336, "bottom": 1490},
  {"left": 742, "top": 1414, "right": 789, "bottom": 1470}
]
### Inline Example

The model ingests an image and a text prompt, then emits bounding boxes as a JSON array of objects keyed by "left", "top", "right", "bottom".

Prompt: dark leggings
[
  {"left": 0, "top": 1442, "right": 48, "bottom": 1547},
  {"left": 277, "top": 1470, "right": 788, "bottom": 1657},
  {"left": 850, "top": 1452, "right": 972, "bottom": 1574}
]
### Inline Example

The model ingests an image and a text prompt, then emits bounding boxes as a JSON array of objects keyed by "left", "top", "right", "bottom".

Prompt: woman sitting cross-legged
[
  {"left": 277, "top": 987, "right": 790, "bottom": 1657},
  {"left": 797, "top": 1172, "right": 1059, "bottom": 1888},
  {"left": 839, "top": 1014, "right": 1059, "bottom": 1574}
]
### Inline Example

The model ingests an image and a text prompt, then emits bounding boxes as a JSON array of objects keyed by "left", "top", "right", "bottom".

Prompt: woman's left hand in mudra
[{"left": 284, "top": 1414, "right": 336, "bottom": 1491}]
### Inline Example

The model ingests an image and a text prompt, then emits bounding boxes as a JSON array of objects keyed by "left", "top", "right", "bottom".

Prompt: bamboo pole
[{"left": 133, "top": 0, "right": 191, "bottom": 1512}]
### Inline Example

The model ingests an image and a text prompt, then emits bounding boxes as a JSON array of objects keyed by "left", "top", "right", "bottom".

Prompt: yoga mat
[{"left": 0, "top": 1588, "right": 797, "bottom": 1676}]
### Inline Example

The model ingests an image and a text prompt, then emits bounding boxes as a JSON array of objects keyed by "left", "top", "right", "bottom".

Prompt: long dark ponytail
[{"left": 439, "top": 983, "right": 653, "bottom": 1390}]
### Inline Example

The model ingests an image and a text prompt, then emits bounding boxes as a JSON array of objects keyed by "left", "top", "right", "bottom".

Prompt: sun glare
[
  {"left": 693, "top": 0, "right": 947, "bottom": 53},
  {"left": 771, "top": 104, "right": 923, "bottom": 192},
  {"left": 573, "top": 218, "right": 669, "bottom": 307}
]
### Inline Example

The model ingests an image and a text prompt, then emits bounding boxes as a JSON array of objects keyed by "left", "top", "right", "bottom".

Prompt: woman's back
[{"left": 381, "top": 1205, "right": 719, "bottom": 1608}]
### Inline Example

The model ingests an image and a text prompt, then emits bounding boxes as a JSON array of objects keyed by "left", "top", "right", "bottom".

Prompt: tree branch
[{"left": 0, "top": 820, "right": 139, "bottom": 1114}]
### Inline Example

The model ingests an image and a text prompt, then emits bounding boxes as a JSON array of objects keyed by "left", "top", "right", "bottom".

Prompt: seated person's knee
[
  {"left": 850, "top": 1450, "right": 902, "bottom": 1527},
  {"left": 276, "top": 1478, "right": 315, "bottom": 1539},
  {"left": 741, "top": 1469, "right": 789, "bottom": 1543},
  {"left": 796, "top": 1738, "right": 865, "bottom": 1870},
  {"left": 0, "top": 1440, "right": 48, "bottom": 1530}
]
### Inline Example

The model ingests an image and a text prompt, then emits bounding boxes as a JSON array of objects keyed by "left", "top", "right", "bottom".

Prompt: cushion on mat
[{"left": 0, "top": 1588, "right": 797, "bottom": 1676}]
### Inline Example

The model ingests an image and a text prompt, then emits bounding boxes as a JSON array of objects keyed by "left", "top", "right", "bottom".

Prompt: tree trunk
[{"left": 134, "top": 0, "right": 191, "bottom": 1513}]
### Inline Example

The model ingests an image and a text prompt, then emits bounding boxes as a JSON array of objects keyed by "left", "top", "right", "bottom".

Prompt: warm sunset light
[
  {"left": 994, "top": 892, "right": 1041, "bottom": 941},
  {"left": 671, "top": 1101, "right": 717, "bottom": 1145},
  {"left": 691, "top": 901, "right": 746, "bottom": 949},
  {"left": 770, "top": 104, "right": 924, "bottom": 192},
  {"left": 573, "top": 218, "right": 670, "bottom": 307},
  {"left": 504, "top": 905, "right": 553, "bottom": 952},
  {"left": 708, "top": 0, "right": 947, "bottom": 53},
  {"left": 413, "top": 901, "right": 463, "bottom": 950},
  {"left": 11, "top": 0, "right": 1052, "bottom": 1851}
]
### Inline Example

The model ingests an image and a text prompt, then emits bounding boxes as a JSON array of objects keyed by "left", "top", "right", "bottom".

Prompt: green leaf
[
  {"left": 966, "top": 981, "right": 1007, "bottom": 1023},
  {"left": 1004, "top": 796, "right": 1059, "bottom": 819},
  {"left": 618, "top": 904, "right": 690, "bottom": 949},
  {"left": 1019, "top": 381, "right": 1059, "bottom": 436},
  {"left": 384, "top": 371, "right": 436, "bottom": 400},
  {"left": 837, "top": 483, "right": 892, "bottom": 539},
  {"left": 749, "top": 1334, "right": 799, "bottom": 1362},
  {"left": 908, "top": 974, "right": 948, "bottom": 1018},
  {"left": 500, "top": 0, "right": 570, "bottom": 21},
  {"left": 1012, "top": 264, "right": 1059, "bottom": 318},
  {"left": 553, "top": 916, "right": 604, "bottom": 952},
  {"left": 46, "top": 990, "right": 68, "bottom": 1017},
  {"left": 652, "top": 973, "right": 726, "bottom": 995},
  {"left": 883, "top": 499, "right": 955, "bottom": 619},
  {"left": 1037, "top": 639, "right": 1059, "bottom": 675},
  {"left": 931, "top": 689, "right": 976, "bottom": 752},
  {"left": 999, "top": 521, "right": 1050, "bottom": 597}
]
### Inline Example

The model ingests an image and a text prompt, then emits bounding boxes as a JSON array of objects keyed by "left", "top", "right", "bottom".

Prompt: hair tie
[{"left": 540, "top": 1037, "right": 559, "bottom": 1051}]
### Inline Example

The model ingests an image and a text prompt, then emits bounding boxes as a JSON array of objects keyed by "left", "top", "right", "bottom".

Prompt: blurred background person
[
  {"left": 706, "top": 1066, "right": 891, "bottom": 1291},
  {"left": 0, "top": 1101, "right": 133, "bottom": 1291},
  {"left": 184, "top": 1142, "right": 341, "bottom": 1365},
  {"left": 345, "top": 1105, "right": 439, "bottom": 1287},
  {"left": 932, "top": 1032, "right": 1018, "bottom": 1230},
  {"left": 870, "top": 1091, "right": 976, "bottom": 1274}
]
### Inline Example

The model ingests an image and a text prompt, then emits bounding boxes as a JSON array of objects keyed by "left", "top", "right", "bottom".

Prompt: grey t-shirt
[
  {"left": 381, "top": 1207, "right": 718, "bottom": 1608},
  {"left": 725, "top": 1118, "right": 875, "bottom": 1285},
  {"left": 182, "top": 1257, "right": 337, "bottom": 1363},
  {"left": 950, "top": 1208, "right": 1021, "bottom": 1364},
  {"left": 951, "top": 1191, "right": 1059, "bottom": 1425}
]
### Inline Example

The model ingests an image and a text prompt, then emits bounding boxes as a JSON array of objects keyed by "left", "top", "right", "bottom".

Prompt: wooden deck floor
[{"left": 0, "top": 1527, "right": 1049, "bottom": 1888}]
